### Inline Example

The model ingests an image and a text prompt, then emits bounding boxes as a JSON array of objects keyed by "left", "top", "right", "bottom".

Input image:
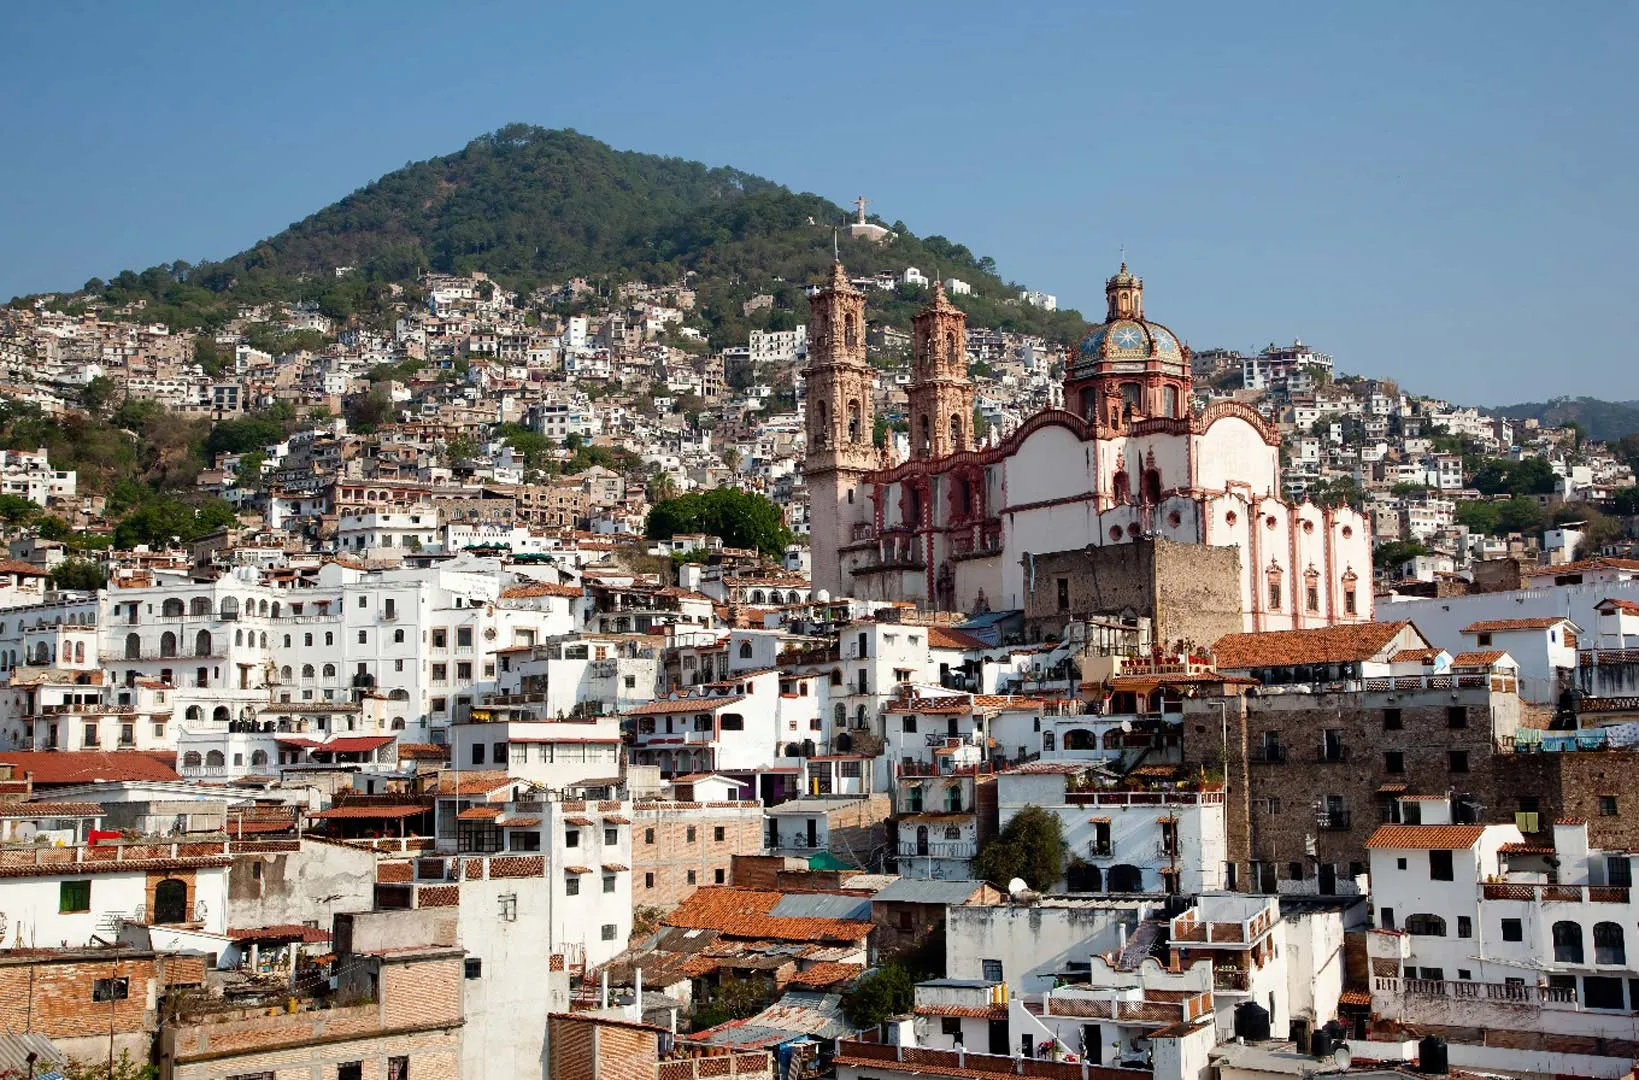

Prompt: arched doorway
[
  {"left": 1107, "top": 864, "right": 1143, "bottom": 892},
  {"left": 152, "top": 878, "right": 188, "bottom": 924}
]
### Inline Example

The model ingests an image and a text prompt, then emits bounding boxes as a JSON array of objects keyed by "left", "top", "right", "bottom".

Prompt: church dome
[{"left": 1079, "top": 320, "right": 1183, "bottom": 362}]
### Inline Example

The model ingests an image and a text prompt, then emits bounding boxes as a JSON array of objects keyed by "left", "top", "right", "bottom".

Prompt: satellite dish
[
  {"left": 1007, "top": 877, "right": 1029, "bottom": 898},
  {"left": 1331, "top": 1045, "right": 1352, "bottom": 1071}
]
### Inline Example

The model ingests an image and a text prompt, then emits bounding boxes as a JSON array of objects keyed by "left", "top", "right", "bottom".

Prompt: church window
[
  {"left": 815, "top": 401, "right": 829, "bottom": 447},
  {"left": 944, "top": 331, "right": 959, "bottom": 368},
  {"left": 949, "top": 414, "right": 962, "bottom": 450},
  {"left": 918, "top": 415, "right": 931, "bottom": 454},
  {"left": 1162, "top": 385, "right": 1179, "bottom": 417},
  {"left": 1112, "top": 471, "right": 1130, "bottom": 503},
  {"left": 1081, "top": 388, "right": 1097, "bottom": 419},
  {"left": 1142, "top": 469, "right": 1161, "bottom": 504},
  {"left": 846, "top": 316, "right": 859, "bottom": 349},
  {"left": 1120, "top": 382, "right": 1142, "bottom": 413},
  {"left": 847, "top": 400, "right": 861, "bottom": 443},
  {"left": 1344, "top": 587, "right": 1357, "bottom": 615},
  {"left": 1266, "top": 564, "right": 1284, "bottom": 611},
  {"left": 1109, "top": 526, "right": 1123, "bottom": 541}
]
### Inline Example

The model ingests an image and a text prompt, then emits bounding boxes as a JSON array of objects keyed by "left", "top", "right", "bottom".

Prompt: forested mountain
[
  {"left": 34, "top": 125, "right": 1086, "bottom": 344},
  {"left": 1485, "top": 397, "right": 1639, "bottom": 442}
]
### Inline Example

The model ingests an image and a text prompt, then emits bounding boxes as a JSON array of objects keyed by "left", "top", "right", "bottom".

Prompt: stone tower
[
  {"left": 907, "top": 281, "right": 974, "bottom": 459},
  {"left": 803, "top": 262, "right": 876, "bottom": 598}
]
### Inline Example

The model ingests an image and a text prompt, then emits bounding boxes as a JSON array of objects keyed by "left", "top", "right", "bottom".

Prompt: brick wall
[
  {"left": 379, "top": 955, "right": 463, "bottom": 1029},
  {"left": 1183, "top": 689, "right": 1522, "bottom": 886},
  {"left": 548, "top": 1014, "right": 659, "bottom": 1080},
  {"left": 632, "top": 805, "right": 766, "bottom": 911},
  {"left": 168, "top": 1026, "right": 461, "bottom": 1080}
]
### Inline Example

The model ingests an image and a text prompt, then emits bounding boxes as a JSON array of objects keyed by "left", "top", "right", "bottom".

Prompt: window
[
  {"left": 1306, "top": 584, "right": 1320, "bottom": 612},
  {"left": 1429, "top": 850, "right": 1454, "bottom": 880},
  {"left": 601, "top": 924, "right": 617, "bottom": 941},
  {"left": 464, "top": 958, "right": 482, "bottom": 979},
  {"left": 153, "top": 878, "right": 188, "bottom": 924},
  {"left": 358, "top": 630, "right": 367, "bottom": 644},
  {"left": 1383, "top": 708, "right": 1402, "bottom": 730},
  {"left": 1476, "top": 632, "right": 1493, "bottom": 647},
  {"left": 941, "top": 1017, "right": 963, "bottom": 1037},
  {"left": 602, "top": 874, "right": 616, "bottom": 894},
  {"left": 604, "top": 827, "right": 618, "bottom": 845},
  {"left": 687, "top": 870, "right": 697, "bottom": 885},
  {"left": 1553, "top": 921, "right": 1585, "bottom": 963},
  {"left": 1405, "top": 914, "right": 1446, "bottom": 937},
  {"left": 1457, "top": 916, "right": 1472, "bottom": 939},
  {"left": 644, "top": 828, "right": 655, "bottom": 844},
  {"left": 338, "top": 1064, "right": 362, "bottom": 1080},
  {"left": 92, "top": 977, "right": 129, "bottom": 1002},
  {"left": 1379, "top": 907, "right": 1395, "bottom": 930},
  {"left": 492, "top": 742, "right": 505, "bottom": 764},
  {"left": 565, "top": 874, "right": 581, "bottom": 896},
  {"left": 714, "top": 826, "right": 726, "bottom": 841},
  {"left": 457, "top": 627, "right": 473, "bottom": 648},
  {"left": 644, "top": 872, "right": 654, "bottom": 889},
  {"left": 1447, "top": 705, "right": 1467, "bottom": 729},
  {"left": 565, "top": 830, "right": 579, "bottom": 848},
  {"left": 981, "top": 959, "right": 1003, "bottom": 982},
  {"left": 1608, "top": 856, "right": 1632, "bottom": 887},
  {"left": 1287, "top": 861, "right": 1304, "bottom": 881},
  {"left": 1595, "top": 922, "right": 1626, "bottom": 965},
  {"left": 714, "top": 868, "right": 725, "bottom": 884},
  {"left": 1600, "top": 795, "right": 1619, "bottom": 816},
  {"left": 457, "top": 662, "right": 473, "bottom": 681},
  {"left": 902, "top": 716, "right": 917, "bottom": 733},
  {"left": 387, "top": 1057, "right": 409, "bottom": 1080},
  {"left": 1501, "top": 918, "right": 1524, "bottom": 941},
  {"left": 686, "top": 826, "right": 697, "bottom": 842},
  {"left": 1449, "top": 750, "right": 1469, "bottom": 773},
  {"left": 1384, "top": 751, "right": 1404, "bottom": 774},
  {"left": 59, "top": 879, "right": 90, "bottom": 913},
  {"left": 1057, "top": 578, "right": 1069, "bottom": 612},
  {"left": 1344, "top": 588, "right": 1357, "bottom": 615}
]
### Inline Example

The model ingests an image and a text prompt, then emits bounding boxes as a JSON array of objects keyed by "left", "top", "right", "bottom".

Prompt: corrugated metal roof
[
  {"left": 0, "top": 1034, "right": 64, "bottom": 1076},
  {"left": 768, "top": 893, "right": 872, "bottom": 921},
  {"left": 870, "top": 879, "right": 986, "bottom": 905}
]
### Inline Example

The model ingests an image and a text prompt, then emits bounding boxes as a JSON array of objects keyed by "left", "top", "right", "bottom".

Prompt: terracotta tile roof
[
  {"left": 1461, "top": 618, "right": 1570, "bottom": 633},
  {"left": 1390, "top": 648, "right": 1443, "bottom": 663},
  {"left": 602, "top": 863, "right": 629, "bottom": 872},
  {"left": 1524, "top": 557, "right": 1639, "bottom": 576},
  {"left": 1338, "top": 988, "right": 1372, "bottom": 1007},
  {"left": 1597, "top": 598, "right": 1639, "bottom": 615},
  {"left": 928, "top": 627, "right": 989, "bottom": 651},
  {"left": 972, "top": 695, "right": 1044, "bottom": 710},
  {"left": 564, "top": 865, "right": 592, "bottom": 874},
  {"left": 1450, "top": 650, "right": 1509, "bottom": 668},
  {"left": 397, "top": 743, "right": 450, "bottom": 761},
  {"left": 229, "top": 924, "right": 332, "bottom": 943},
  {"left": 499, "top": 582, "right": 582, "bottom": 599},
  {"left": 0, "top": 561, "right": 49, "bottom": 577},
  {"left": 788, "top": 961, "right": 862, "bottom": 989},
  {"left": 625, "top": 695, "right": 744, "bottom": 716},
  {"left": 914, "top": 1003, "right": 1006, "bottom": 1019},
  {"left": 0, "top": 802, "right": 103, "bottom": 818},
  {"left": 1557, "top": 817, "right": 1587, "bottom": 826},
  {"left": 1365, "top": 824, "right": 1487, "bottom": 850},
  {"left": 563, "top": 816, "right": 595, "bottom": 826},
  {"left": 456, "top": 806, "right": 503, "bottom": 820},
  {"left": 0, "top": 751, "right": 180, "bottom": 786},
  {"left": 310, "top": 805, "right": 429, "bottom": 820},
  {"left": 430, "top": 770, "right": 513, "bottom": 796},
  {"left": 663, "top": 887, "right": 872, "bottom": 944},
  {"left": 1212, "top": 621, "right": 1417, "bottom": 669}
]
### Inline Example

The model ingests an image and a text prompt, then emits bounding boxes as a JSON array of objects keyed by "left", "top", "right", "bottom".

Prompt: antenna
[{"left": 833, "top": 228, "right": 840, "bottom": 263}]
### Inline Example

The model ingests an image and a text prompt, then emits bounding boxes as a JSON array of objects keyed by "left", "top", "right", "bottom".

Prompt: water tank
[
  {"left": 1290, "top": 1017, "right": 1311, "bottom": 1055},
  {"left": 1418, "top": 1036, "right": 1448, "bottom": 1075},
  {"left": 1310, "top": 1031, "right": 1333, "bottom": 1059},
  {"left": 1233, "top": 1002, "right": 1271, "bottom": 1043}
]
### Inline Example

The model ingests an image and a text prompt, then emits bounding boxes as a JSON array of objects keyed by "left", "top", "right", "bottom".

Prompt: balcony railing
[
  {"left": 1214, "top": 968, "right": 1251, "bottom": 991},
  {"left": 1250, "top": 746, "right": 1287, "bottom": 765},
  {"left": 897, "top": 841, "right": 976, "bottom": 859},
  {"left": 1317, "top": 810, "right": 1352, "bottom": 831},
  {"left": 1387, "top": 975, "right": 1577, "bottom": 1006},
  {"left": 1481, "top": 882, "right": 1631, "bottom": 903}
]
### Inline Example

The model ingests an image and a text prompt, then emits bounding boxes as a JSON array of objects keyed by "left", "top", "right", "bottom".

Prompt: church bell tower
[
  {"left": 907, "top": 281, "right": 974, "bottom": 459},
  {"left": 803, "top": 263, "right": 876, "bottom": 597}
]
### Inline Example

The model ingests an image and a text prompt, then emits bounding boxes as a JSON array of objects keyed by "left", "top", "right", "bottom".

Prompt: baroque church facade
[{"left": 801, "top": 262, "right": 1375, "bottom": 635}]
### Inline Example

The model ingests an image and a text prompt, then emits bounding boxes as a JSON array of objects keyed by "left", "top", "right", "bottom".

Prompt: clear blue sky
[{"left": 3, "top": 1, "right": 1634, "bottom": 404}]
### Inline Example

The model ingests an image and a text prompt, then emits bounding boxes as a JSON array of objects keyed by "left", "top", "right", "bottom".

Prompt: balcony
[
  {"left": 1250, "top": 746, "right": 1287, "bottom": 765},
  {"left": 1213, "top": 967, "right": 1251, "bottom": 991},
  {"left": 1388, "top": 975, "right": 1577, "bottom": 1006},
  {"left": 897, "top": 841, "right": 976, "bottom": 859},
  {"left": 1316, "top": 810, "right": 1352, "bottom": 831},
  {"left": 1481, "top": 882, "right": 1631, "bottom": 903}
]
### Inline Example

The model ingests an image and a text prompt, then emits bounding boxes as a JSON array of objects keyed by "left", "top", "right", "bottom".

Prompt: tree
[
  {"left": 1613, "top": 486, "right": 1639, "bottom": 517},
  {"left": 1374, "top": 540, "right": 1429, "bottom": 571},
  {"left": 0, "top": 495, "right": 38, "bottom": 525},
  {"left": 35, "top": 515, "right": 70, "bottom": 541},
  {"left": 49, "top": 558, "right": 107, "bottom": 591},
  {"left": 79, "top": 375, "right": 117, "bottom": 415},
  {"left": 691, "top": 973, "right": 773, "bottom": 1030},
  {"left": 972, "top": 805, "right": 1065, "bottom": 890},
  {"left": 722, "top": 446, "right": 741, "bottom": 471},
  {"left": 235, "top": 450, "right": 267, "bottom": 491},
  {"left": 840, "top": 963, "right": 914, "bottom": 1028},
  {"left": 646, "top": 488, "right": 793, "bottom": 557}
]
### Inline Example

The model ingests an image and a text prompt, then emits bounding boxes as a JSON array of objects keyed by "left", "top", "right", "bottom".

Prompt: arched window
[
  {"left": 845, "top": 316, "right": 858, "bottom": 349},
  {"left": 259, "top": 632, "right": 267, "bottom": 648},
  {"left": 829, "top": 669, "right": 842, "bottom": 686},
  {"left": 271, "top": 602, "right": 281, "bottom": 618},
  {"left": 750, "top": 590, "right": 765, "bottom": 605},
  {"left": 322, "top": 663, "right": 336, "bottom": 678},
  {"left": 258, "top": 599, "right": 268, "bottom": 617},
  {"left": 163, "top": 598, "right": 184, "bottom": 618},
  {"left": 833, "top": 703, "right": 846, "bottom": 726},
  {"left": 280, "top": 665, "right": 292, "bottom": 682},
  {"left": 1162, "top": 385, "right": 1179, "bottom": 418},
  {"left": 1404, "top": 914, "right": 1447, "bottom": 937},
  {"left": 234, "top": 629, "right": 243, "bottom": 646},
  {"left": 1553, "top": 921, "right": 1584, "bottom": 964},
  {"left": 1107, "top": 864, "right": 1143, "bottom": 892},
  {"left": 205, "top": 749, "right": 225, "bottom": 768},
  {"left": 394, "top": 629, "right": 405, "bottom": 643},
  {"left": 212, "top": 706, "right": 229, "bottom": 723},
  {"left": 125, "top": 633, "right": 140, "bottom": 660},
  {"left": 159, "top": 631, "right": 177, "bottom": 658},
  {"left": 182, "top": 751, "right": 201, "bottom": 768},
  {"left": 324, "top": 632, "right": 334, "bottom": 646},
  {"left": 1595, "top": 922, "right": 1625, "bottom": 965},
  {"left": 194, "top": 630, "right": 212, "bottom": 657},
  {"left": 918, "top": 414, "right": 931, "bottom": 454},
  {"left": 185, "top": 706, "right": 202, "bottom": 721},
  {"left": 1080, "top": 387, "right": 1098, "bottom": 420},
  {"left": 391, "top": 717, "right": 406, "bottom": 730},
  {"left": 304, "top": 633, "right": 313, "bottom": 647},
  {"left": 153, "top": 878, "right": 189, "bottom": 924},
  {"left": 1112, "top": 471, "right": 1130, "bottom": 503},
  {"left": 219, "top": 596, "right": 239, "bottom": 618},
  {"left": 738, "top": 641, "right": 753, "bottom": 660},
  {"left": 33, "top": 642, "right": 50, "bottom": 664},
  {"left": 73, "top": 642, "right": 84, "bottom": 664},
  {"left": 847, "top": 400, "right": 861, "bottom": 443},
  {"left": 949, "top": 413, "right": 963, "bottom": 450},
  {"left": 945, "top": 784, "right": 963, "bottom": 812},
  {"left": 389, "top": 688, "right": 410, "bottom": 701},
  {"left": 189, "top": 596, "right": 210, "bottom": 616},
  {"left": 302, "top": 664, "right": 315, "bottom": 679},
  {"left": 250, "top": 749, "right": 268, "bottom": 767},
  {"left": 1142, "top": 469, "right": 1161, "bottom": 504}
]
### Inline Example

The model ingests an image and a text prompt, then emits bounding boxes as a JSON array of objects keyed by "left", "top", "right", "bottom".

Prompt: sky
[{"left": 2, "top": 1, "right": 1635, "bottom": 404}]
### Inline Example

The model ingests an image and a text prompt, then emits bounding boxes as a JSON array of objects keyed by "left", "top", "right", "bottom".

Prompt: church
[{"left": 801, "top": 262, "right": 1374, "bottom": 639}]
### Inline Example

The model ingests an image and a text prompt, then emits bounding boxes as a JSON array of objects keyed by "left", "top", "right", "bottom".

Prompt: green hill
[
  {"left": 1485, "top": 397, "right": 1639, "bottom": 442},
  {"left": 37, "top": 125, "right": 1086, "bottom": 346}
]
